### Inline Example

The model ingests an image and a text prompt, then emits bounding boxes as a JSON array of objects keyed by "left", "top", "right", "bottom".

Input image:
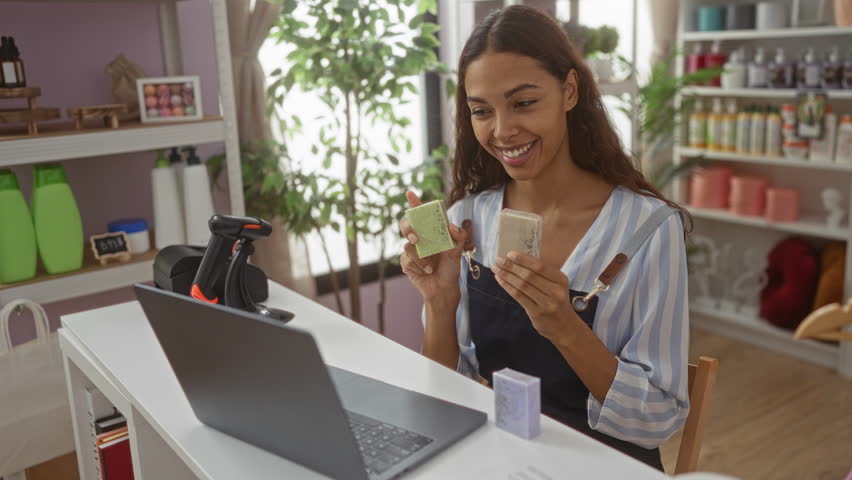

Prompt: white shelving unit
[
  {"left": 0, "top": 0, "right": 243, "bottom": 307},
  {"left": 676, "top": 146, "right": 852, "bottom": 172},
  {"left": 682, "top": 25, "right": 852, "bottom": 41},
  {"left": 688, "top": 206, "right": 849, "bottom": 241},
  {"left": 676, "top": 0, "right": 852, "bottom": 378},
  {"left": 0, "top": 252, "right": 158, "bottom": 306},
  {"left": 683, "top": 86, "right": 852, "bottom": 100}
]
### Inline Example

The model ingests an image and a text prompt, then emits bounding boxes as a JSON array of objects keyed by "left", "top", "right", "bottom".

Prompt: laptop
[{"left": 134, "top": 284, "right": 487, "bottom": 480}]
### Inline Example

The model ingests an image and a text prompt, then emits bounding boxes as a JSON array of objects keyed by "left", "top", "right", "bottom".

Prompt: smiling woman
[{"left": 397, "top": 4, "right": 693, "bottom": 472}]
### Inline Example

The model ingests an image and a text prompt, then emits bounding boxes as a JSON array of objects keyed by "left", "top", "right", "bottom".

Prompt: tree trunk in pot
[{"left": 250, "top": 215, "right": 296, "bottom": 290}]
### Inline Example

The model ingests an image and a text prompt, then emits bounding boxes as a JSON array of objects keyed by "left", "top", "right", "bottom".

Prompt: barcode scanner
[{"left": 191, "top": 215, "right": 295, "bottom": 323}]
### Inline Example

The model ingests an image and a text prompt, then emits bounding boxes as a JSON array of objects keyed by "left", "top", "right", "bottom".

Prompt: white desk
[{"left": 59, "top": 282, "right": 670, "bottom": 479}]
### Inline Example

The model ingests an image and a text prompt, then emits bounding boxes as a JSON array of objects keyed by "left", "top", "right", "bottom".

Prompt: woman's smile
[{"left": 495, "top": 139, "right": 537, "bottom": 167}]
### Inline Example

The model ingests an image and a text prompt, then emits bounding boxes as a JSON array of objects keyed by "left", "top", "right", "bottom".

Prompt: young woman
[{"left": 399, "top": 5, "right": 689, "bottom": 470}]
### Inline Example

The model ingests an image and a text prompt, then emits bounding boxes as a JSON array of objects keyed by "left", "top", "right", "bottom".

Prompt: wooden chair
[{"left": 674, "top": 356, "right": 719, "bottom": 475}]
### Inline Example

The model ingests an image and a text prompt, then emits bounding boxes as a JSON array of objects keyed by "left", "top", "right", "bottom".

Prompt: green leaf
[
  {"left": 418, "top": 0, "right": 436, "bottom": 14},
  {"left": 387, "top": 154, "right": 399, "bottom": 166},
  {"left": 408, "top": 14, "right": 424, "bottom": 29}
]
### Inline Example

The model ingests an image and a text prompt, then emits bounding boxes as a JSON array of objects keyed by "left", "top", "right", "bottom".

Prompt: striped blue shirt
[{"left": 438, "top": 184, "right": 690, "bottom": 448}]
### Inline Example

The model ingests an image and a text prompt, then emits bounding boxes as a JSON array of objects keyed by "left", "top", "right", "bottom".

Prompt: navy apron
[
  {"left": 467, "top": 262, "right": 665, "bottom": 470},
  {"left": 460, "top": 198, "right": 679, "bottom": 472}
]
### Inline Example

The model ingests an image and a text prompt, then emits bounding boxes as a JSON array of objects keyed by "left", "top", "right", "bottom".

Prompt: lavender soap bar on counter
[
  {"left": 497, "top": 208, "right": 542, "bottom": 258},
  {"left": 405, "top": 199, "right": 456, "bottom": 258},
  {"left": 493, "top": 368, "right": 541, "bottom": 440}
]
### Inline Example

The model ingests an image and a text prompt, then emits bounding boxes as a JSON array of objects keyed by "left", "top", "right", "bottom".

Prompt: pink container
[
  {"left": 689, "top": 166, "right": 733, "bottom": 209},
  {"left": 729, "top": 175, "right": 769, "bottom": 216},
  {"left": 765, "top": 187, "right": 799, "bottom": 222}
]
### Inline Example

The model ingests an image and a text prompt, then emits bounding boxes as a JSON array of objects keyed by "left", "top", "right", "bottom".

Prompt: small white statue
[
  {"left": 822, "top": 188, "right": 846, "bottom": 228},
  {"left": 688, "top": 235, "right": 720, "bottom": 309},
  {"left": 732, "top": 247, "right": 769, "bottom": 318}
]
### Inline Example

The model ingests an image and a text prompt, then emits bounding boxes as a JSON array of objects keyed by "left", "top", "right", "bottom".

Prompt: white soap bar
[
  {"left": 493, "top": 368, "right": 541, "bottom": 440},
  {"left": 496, "top": 208, "right": 542, "bottom": 258}
]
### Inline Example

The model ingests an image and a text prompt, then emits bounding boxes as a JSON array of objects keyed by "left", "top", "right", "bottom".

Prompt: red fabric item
[{"left": 760, "top": 237, "right": 819, "bottom": 330}]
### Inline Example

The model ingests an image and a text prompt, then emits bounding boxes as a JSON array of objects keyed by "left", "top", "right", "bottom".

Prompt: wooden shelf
[
  {"left": 677, "top": 147, "right": 852, "bottom": 172},
  {"left": 688, "top": 206, "right": 849, "bottom": 241},
  {"left": 682, "top": 87, "right": 852, "bottom": 100},
  {"left": 682, "top": 25, "right": 852, "bottom": 42},
  {"left": 0, "top": 87, "right": 41, "bottom": 98},
  {"left": 0, "top": 107, "right": 60, "bottom": 123},
  {"left": 690, "top": 305, "right": 839, "bottom": 369},
  {"left": 0, "top": 115, "right": 226, "bottom": 166},
  {"left": 0, "top": 249, "right": 158, "bottom": 305}
]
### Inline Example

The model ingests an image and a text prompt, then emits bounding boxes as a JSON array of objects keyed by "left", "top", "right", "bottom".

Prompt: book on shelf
[
  {"left": 84, "top": 386, "right": 118, "bottom": 480},
  {"left": 97, "top": 432, "right": 135, "bottom": 480},
  {"left": 95, "top": 413, "right": 127, "bottom": 435}
]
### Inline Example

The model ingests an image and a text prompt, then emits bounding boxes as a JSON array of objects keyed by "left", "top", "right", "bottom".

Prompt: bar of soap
[
  {"left": 405, "top": 200, "right": 455, "bottom": 258},
  {"left": 493, "top": 368, "right": 541, "bottom": 440},
  {"left": 497, "top": 208, "right": 542, "bottom": 258}
]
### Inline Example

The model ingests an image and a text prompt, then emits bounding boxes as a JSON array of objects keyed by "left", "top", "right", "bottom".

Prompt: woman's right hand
[{"left": 399, "top": 191, "right": 467, "bottom": 305}]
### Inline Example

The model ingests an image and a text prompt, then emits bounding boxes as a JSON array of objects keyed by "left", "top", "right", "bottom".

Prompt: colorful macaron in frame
[{"left": 136, "top": 75, "right": 203, "bottom": 123}]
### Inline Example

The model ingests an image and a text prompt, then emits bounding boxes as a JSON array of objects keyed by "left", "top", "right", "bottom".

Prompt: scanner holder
[{"left": 191, "top": 215, "right": 295, "bottom": 323}]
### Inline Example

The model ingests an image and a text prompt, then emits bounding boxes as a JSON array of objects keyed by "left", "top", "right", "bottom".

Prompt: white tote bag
[{"left": 0, "top": 299, "right": 74, "bottom": 476}]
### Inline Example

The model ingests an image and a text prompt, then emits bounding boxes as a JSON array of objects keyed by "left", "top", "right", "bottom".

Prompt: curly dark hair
[{"left": 448, "top": 5, "right": 689, "bottom": 228}]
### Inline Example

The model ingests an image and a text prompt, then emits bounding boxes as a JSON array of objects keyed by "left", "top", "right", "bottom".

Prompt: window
[{"left": 259, "top": 3, "right": 428, "bottom": 276}]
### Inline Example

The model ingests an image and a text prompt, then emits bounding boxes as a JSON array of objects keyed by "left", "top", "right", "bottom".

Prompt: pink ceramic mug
[
  {"left": 729, "top": 175, "right": 769, "bottom": 216},
  {"left": 690, "top": 166, "right": 734, "bottom": 209},
  {"left": 765, "top": 187, "right": 799, "bottom": 222}
]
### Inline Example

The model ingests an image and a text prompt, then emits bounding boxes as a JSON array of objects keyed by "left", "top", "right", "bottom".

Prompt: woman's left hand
[{"left": 493, "top": 251, "right": 578, "bottom": 341}]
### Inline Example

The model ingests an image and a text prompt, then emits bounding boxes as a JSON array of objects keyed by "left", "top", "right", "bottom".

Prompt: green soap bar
[{"left": 405, "top": 200, "right": 455, "bottom": 257}]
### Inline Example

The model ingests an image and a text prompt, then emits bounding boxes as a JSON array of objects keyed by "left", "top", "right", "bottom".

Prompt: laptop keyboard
[{"left": 346, "top": 411, "right": 434, "bottom": 476}]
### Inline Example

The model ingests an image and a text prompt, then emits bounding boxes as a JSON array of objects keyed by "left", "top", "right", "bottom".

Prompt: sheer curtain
[
  {"left": 227, "top": 0, "right": 317, "bottom": 298},
  {"left": 649, "top": 0, "right": 680, "bottom": 66}
]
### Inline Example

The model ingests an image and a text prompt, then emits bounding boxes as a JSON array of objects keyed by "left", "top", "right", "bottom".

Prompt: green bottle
[
  {"left": 0, "top": 169, "right": 37, "bottom": 283},
  {"left": 32, "top": 163, "right": 84, "bottom": 274}
]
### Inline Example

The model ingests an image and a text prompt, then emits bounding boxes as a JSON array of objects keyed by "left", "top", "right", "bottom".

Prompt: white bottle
[
  {"left": 736, "top": 105, "right": 752, "bottom": 154},
  {"left": 721, "top": 100, "right": 738, "bottom": 152},
  {"left": 810, "top": 105, "right": 837, "bottom": 162},
  {"left": 151, "top": 150, "right": 186, "bottom": 248},
  {"left": 707, "top": 98, "right": 725, "bottom": 151},
  {"left": 747, "top": 47, "right": 768, "bottom": 88},
  {"left": 765, "top": 107, "right": 782, "bottom": 157},
  {"left": 181, "top": 146, "right": 216, "bottom": 246},
  {"left": 835, "top": 115, "right": 852, "bottom": 163},
  {"left": 803, "top": 48, "right": 821, "bottom": 89},
  {"left": 169, "top": 146, "right": 186, "bottom": 217},
  {"left": 688, "top": 100, "right": 708, "bottom": 149},
  {"left": 750, "top": 106, "right": 767, "bottom": 155},
  {"left": 721, "top": 48, "right": 747, "bottom": 89}
]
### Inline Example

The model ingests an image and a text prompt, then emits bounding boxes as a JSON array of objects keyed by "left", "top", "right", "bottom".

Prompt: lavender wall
[
  {"left": 3, "top": 0, "right": 227, "bottom": 344},
  {"left": 316, "top": 275, "right": 426, "bottom": 352}
]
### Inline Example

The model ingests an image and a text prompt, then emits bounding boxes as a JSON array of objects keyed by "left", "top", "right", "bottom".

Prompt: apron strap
[
  {"left": 573, "top": 204, "right": 679, "bottom": 312},
  {"left": 460, "top": 195, "right": 480, "bottom": 279}
]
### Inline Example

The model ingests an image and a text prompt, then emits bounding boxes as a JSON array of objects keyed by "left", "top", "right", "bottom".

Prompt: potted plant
[
  {"left": 586, "top": 25, "right": 619, "bottom": 82},
  {"left": 618, "top": 53, "right": 723, "bottom": 187},
  {"left": 561, "top": 22, "right": 619, "bottom": 82},
  {"left": 263, "top": 0, "right": 449, "bottom": 324}
]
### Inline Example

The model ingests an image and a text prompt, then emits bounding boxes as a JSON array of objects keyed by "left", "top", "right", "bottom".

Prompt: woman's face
[{"left": 464, "top": 51, "right": 577, "bottom": 181}]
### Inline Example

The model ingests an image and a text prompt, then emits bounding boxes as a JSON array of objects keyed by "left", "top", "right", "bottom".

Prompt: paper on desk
[{"left": 472, "top": 463, "right": 557, "bottom": 480}]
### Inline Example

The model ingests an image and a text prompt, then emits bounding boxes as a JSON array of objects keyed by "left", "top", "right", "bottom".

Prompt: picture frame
[{"left": 136, "top": 75, "right": 203, "bottom": 123}]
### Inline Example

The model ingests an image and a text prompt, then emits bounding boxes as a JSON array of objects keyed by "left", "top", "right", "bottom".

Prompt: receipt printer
[{"left": 153, "top": 245, "right": 268, "bottom": 308}]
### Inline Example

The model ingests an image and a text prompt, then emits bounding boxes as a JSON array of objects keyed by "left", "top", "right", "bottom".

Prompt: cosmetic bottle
[{"left": 748, "top": 47, "right": 768, "bottom": 88}]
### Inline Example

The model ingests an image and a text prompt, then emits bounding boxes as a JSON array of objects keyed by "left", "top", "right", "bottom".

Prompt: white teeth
[{"left": 502, "top": 142, "right": 533, "bottom": 159}]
